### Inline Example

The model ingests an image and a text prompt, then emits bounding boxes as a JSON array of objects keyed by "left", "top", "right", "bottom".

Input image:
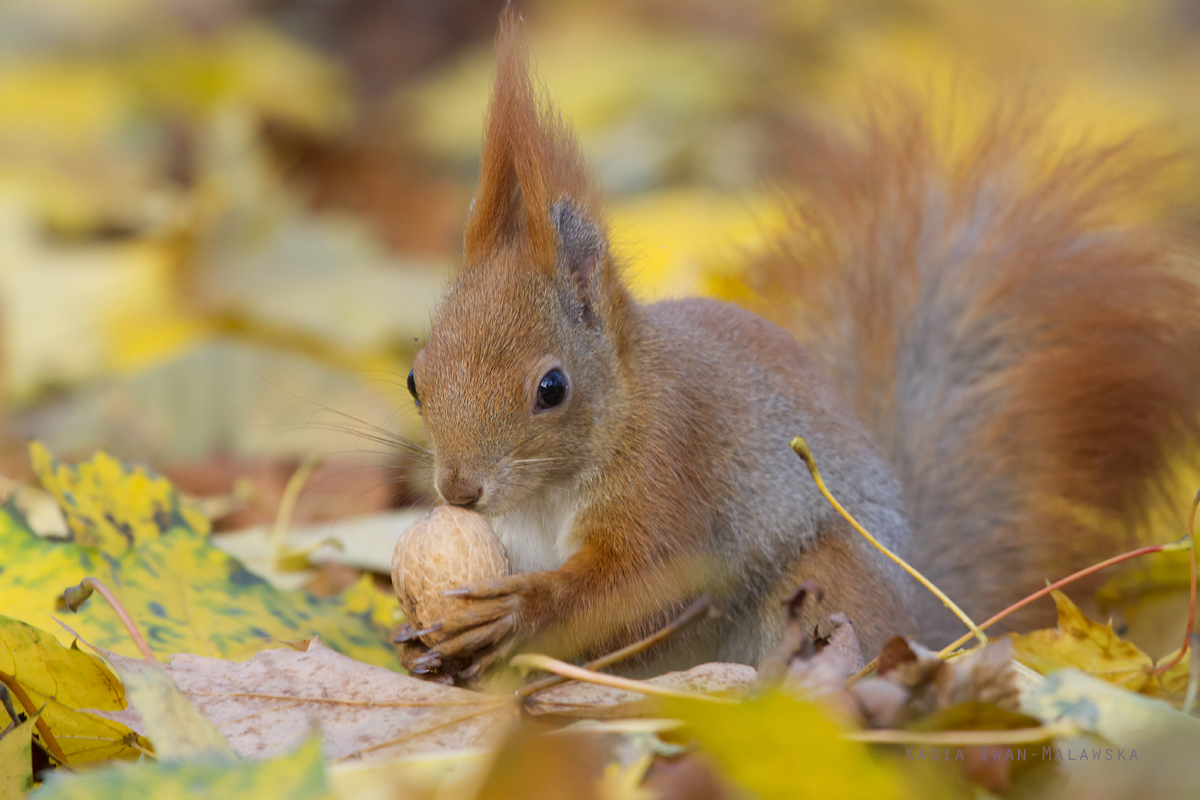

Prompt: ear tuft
[{"left": 464, "top": 8, "right": 603, "bottom": 267}]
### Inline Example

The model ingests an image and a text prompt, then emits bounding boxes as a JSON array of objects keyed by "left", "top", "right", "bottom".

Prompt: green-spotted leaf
[
  {"left": 0, "top": 616, "right": 146, "bottom": 765},
  {"left": 0, "top": 714, "right": 37, "bottom": 800},
  {"left": 0, "top": 503, "right": 399, "bottom": 668},
  {"left": 1, "top": 444, "right": 399, "bottom": 668},
  {"left": 29, "top": 736, "right": 334, "bottom": 800},
  {"left": 30, "top": 442, "right": 210, "bottom": 555}
]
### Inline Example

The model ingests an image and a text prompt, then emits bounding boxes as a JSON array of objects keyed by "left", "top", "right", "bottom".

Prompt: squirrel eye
[
  {"left": 407, "top": 369, "right": 421, "bottom": 408},
  {"left": 535, "top": 368, "right": 567, "bottom": 411}
]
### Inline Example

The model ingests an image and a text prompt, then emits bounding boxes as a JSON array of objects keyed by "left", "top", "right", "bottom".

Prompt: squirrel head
[{"left": 410, "top": 10, "right": 635, "bottom": 514}]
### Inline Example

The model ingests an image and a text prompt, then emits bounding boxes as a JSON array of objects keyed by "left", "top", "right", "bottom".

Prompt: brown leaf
[
  {"left": 854, "top": 638, "right": 1019, "bottom": 728},
  {"left": 775, "top": 614, "right": 867, "bottom": 724},
  {"left": 92, "top": 638, "right": 516, "bottom": 763}
]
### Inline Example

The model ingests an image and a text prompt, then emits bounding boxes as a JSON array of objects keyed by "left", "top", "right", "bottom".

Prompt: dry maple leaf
[
  {"left": 90, "top": 638, "right": 516, "bottom": 763},
  {"left": 852, "top": 637, "right": 1020, "bottom": 728}
]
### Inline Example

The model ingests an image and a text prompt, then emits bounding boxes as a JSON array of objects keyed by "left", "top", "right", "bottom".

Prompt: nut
[{"left": 391, "top": 505, "right": 511, "bottom": 645}]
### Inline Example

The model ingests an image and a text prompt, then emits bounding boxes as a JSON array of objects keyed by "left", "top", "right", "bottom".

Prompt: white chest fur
[{"left": 489, "top": 487, "right": 579, "bottom": 572}]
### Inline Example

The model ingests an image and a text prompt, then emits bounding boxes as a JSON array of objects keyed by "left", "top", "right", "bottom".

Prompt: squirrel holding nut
[{"left": 397, "top": 9, "right": 1200, "bottom": 682}]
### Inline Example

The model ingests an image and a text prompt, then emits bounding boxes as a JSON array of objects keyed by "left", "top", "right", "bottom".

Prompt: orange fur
[
  {"left": 744, "top": 99, "right": 1200, "bottom": 636},
  {"left": 402, "top": 13, "right": 1200, "bottom": 681}
]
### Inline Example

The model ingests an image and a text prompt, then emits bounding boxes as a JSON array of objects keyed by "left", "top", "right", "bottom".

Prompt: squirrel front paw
[{"left": 407, "top": 572, "right": 552, "bottom": 683}]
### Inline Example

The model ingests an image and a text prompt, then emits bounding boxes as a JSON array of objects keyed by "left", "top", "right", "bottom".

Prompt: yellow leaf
[
  {"left": 336, "top": 574, "right": 402, "bottom": 632},
  {"left": 30, "top": 442, "right": 209, "bottom": 555},
  {"left": 2, "top": 447, "right": 399, "bottom": 669},
  {"left": 0, "top": 714, "right": 37, "bottom": 800},
  {"left": 1010, "top": 590, "right": 1154, "bottom": 691},
  {"left": 0, "top": 616, "right": 146, "bottom": 765},
  {"left": 126, "top": 23, "right": 351, "bottom": 136},
  {"left": 668, "top": 692, "right": 912, "bottom": 800}
]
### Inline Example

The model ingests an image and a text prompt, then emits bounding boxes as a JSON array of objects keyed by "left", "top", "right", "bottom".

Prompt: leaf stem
[
  {"left": 270, "top": 454, "right": 322, "bottom": 566},
  {"left": 1149, "top": 489, "right": 1198, "bottom": 675},
  {"left": 516, "top": 595, "right": 712, "bottom": 701},
  {"left": 845, "top": 720, "right": 1076, "bottom": 746},
  {"left": 509, "top": 654, "right": 735, "bottom": 704},
  {"left": 61, "top": 577, "right": 158, "bottom": 665},
  {"left": 0, "top": 669, "right": 70, "bottom": 766},
  {"left": 937, "top": 531, "right": 1196, "bottom": 659},
  {"left": 790, "top": 437, "right": 987, "bottom": 649}
]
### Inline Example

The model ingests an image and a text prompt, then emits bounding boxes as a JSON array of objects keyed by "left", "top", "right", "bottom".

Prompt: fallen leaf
[
  {"left": 779, "top": 613, "right": 867, "bottom": 723},
  {"left": 94, "top": 638, "right": 515, "bottom": 763},
  {"left": 212, "top": 510, "right": 423, "bottom": 590},
  {"left": 0, "top": 615, "right": 146, "bottom": 765},
  {"left": 471, "top": 721, "right": 608, "bottom": 800},
  {"left": 667, "top": 691, "right": 912, "bottom": 800},
  {"left": 525, "top": 662, "right": 756, "bottom": 719},
  {"left": 0, "top": 714, "right": 37, "bottom": 800},
  {"left": 847, "top": 638, "right": 1019, "bottom": 730},
  {"left": 905, "top": 701, "right": 1050, "bottom": 793},
  {"left": 89, "top": 647, "right": 236, "bottom": 763},
  {"left": 1020, "top": 668, "right": 1200, "bottom": 747},
  {"left": 31, "top": 442, "right": 209, "bottom": 555},
  {"left": 30, "top": 735, "right": 334, "bottom": 800},
  {"left": 325, "top": 748, "right": 493, "bottom": 800},
  {"left": 1010, "top": 590, "right": 1157, "bottom": 692},
  {"left": 0, "top": 446, "right": 399, "bottom": 668}
]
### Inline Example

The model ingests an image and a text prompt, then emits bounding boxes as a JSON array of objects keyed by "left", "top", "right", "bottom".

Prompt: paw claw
[
  {"left": 411, "top": 623, "right": 443, "bottom": 638},
  {"left": 411, "top": 651, "right": 442, "bottom": 668}
]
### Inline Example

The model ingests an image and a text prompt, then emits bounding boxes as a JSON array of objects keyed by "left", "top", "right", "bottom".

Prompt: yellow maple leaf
[
  {"left": 0, "top": 616, "right": 147, "bottom": 765},
  {"left": 1009, "top": 590, "right": 1177, "bottom": 694}
]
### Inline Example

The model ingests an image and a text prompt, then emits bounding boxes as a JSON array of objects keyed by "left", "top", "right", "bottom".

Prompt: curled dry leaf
[
  {"left": 852, "top": 637, "right": 1019, "bottom": 728},
  {"left": 525, "top": 662, "right": 756, "bottom": 719},
  {"left": 779, "top": 614, "right": 869, "bottom": 723},
  {"left": 89, "top": 638, "right": 516, "bottom": 763}
]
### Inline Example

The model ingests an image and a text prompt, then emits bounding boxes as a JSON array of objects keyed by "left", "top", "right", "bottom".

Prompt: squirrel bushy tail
[{"left": 742, "top": 100, "right": 1200, "bottom": 641}]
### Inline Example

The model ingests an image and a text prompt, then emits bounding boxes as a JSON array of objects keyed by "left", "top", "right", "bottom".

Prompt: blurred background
[{"left": 3, "top": 0, "right": 1200, "bottom": 620}]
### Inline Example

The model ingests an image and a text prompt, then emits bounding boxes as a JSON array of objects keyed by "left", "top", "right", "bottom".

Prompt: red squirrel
[{"left": 398, "top": 11, "right": 1200, "bottom": 681}]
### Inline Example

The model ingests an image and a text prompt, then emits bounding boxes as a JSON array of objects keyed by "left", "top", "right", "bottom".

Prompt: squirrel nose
[{"left": 439, "top": 478, "right": 483, "bottom": 507}]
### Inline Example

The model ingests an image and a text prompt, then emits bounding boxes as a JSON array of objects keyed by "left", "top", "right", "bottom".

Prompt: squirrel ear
[{"left": 551, "top": 199, "right": 608, "bottom": 325}]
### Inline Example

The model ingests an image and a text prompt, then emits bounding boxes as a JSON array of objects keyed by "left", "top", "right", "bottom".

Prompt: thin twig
[
  {"left": 270, "top": 454, "right": 322, "bottom": 566},
  {"left": 790, "top": 437, "right": 987, "bottom": 648},
  {"left": 516, "top": 595, "right": 713, "bottom": 701},
  {"left": 1149, "top": 489, "right": 1199, "bottom": 675},
  {"left": 510, "top": 654, "right": 736, "bottom": 703},
  {"left": 61, "top": 577, "right": 158, "bottom": 665},
  {"left": 0, "top": 669, "right": 70, "bottom": 767},
  {"left": 847, "top": 654, "right": 879, "bottom": 686},
  {"left": 937, "top": 533, "right": 1196, "bottom": 659},
  {"left": 845, "top": 720, "right": 1076, "bottom": 746},
  {"left": 1183, "top": 634, "right": 1200, "bottom": 714}
]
